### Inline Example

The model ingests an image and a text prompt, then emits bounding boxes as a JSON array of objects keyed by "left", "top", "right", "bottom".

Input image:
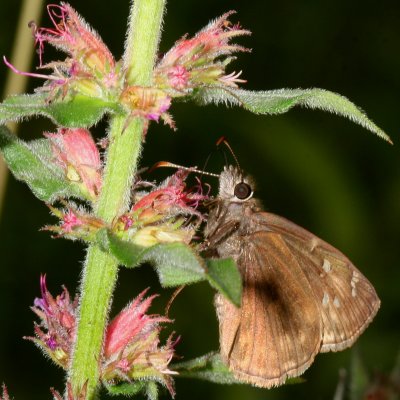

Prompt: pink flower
[
  {"left": 132, "top": 169, "right": 208, "bottom": 220},
  {"left": 102, "top": 289, "right": 178, "bottom": 396},
  {"left": 61, "top": 209, "right": 83, "bottom": 232},
  {"left": 34, "top": 3, "right": 115, "bottom": 75},
  {"left": 112, "top": 170, "right": 209, "bottom": 247},
  {"left": 45, "top": 203, "right": 105, "bottom": 240},
  {"left": 104, "top": 289, "right": 169, "bottom": 358},
  {"left": 155, "top": 11, "right": 251, "bottom": 91},
  {"left": 4, "top": 3, "right": 118, "bottom": 99},
  {"left": 167, "top": 65, "right": 189, "bottom": 90},
  {"left": 0, "top": 385, "right": 10, "bottom": 400},
  {"left": 26, "top": 275, "right": 78, "bottom": 368},
  {"left": 113, "top": 169, "right": 208, "bottom": 247},
  {"left": 45, "top": 128, "right": 102, "bottom": 200}
]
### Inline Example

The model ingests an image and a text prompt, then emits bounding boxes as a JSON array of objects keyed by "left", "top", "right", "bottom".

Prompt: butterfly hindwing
[{"left": 217, "top": 229, "right": 322, "bottom": 387}]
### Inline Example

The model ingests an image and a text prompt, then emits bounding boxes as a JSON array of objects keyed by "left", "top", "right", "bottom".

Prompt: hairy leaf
[
  {"left": 206, "top": 258, "right": 242, "bottom": 307},
  {"left": 104, "top": 381, "right": 146, "bottom": 396},
  {"left": 0, "top": 126, "right": 83, "bottom": 202},
  {"left": 106, "top": 233, "right": 242, "bottom": 304},
  {"left": 143, "top": 242, "right": 206, "bottom": 287},
  {"left": 107, "top": 233, "right": 206, "bottom": 286},
  {"left": 0, "top": 93, "right": 120, "bottom": 127},
  {"left": 172, "top": 352, "right": 239, "bottom": 384},
  {"left": 192, "top": 87, "right": 391, "bottom": 142}
]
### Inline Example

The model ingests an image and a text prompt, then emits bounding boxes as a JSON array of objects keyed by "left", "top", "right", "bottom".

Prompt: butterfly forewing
[
  {"left": 206, "top": 165, "right": 380, "bottom": 388},
  {"left": 258, "top": 212, "right": 380, "bottom": 352}
]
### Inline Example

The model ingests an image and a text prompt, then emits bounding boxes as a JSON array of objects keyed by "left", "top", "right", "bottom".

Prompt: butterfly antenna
[
  {"left": 165, "top": 285, "right": 186, "bottom": 317},
  {"left": 216, "top": 136, "right": 242, "bottom": 171},
  {"left": 150, "top": 161, "right": 219, "bottom": 178},
  {"left": 201, "top": 151, "right": 213, "bottom": 175}
]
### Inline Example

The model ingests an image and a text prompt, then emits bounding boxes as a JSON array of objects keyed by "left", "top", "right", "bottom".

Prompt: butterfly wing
[
  {"left": 216, "top": 229, "right": 323, "bottom": 388},
  {"left": 255, "top": 212, "right": 380, "bottom": 353},
  {"left": 210, "top": 166, "right": 379, "bottom": 387}
]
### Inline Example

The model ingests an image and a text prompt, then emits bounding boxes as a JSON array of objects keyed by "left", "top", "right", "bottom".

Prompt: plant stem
[
  {"left": 69, "top": 1, "right": 167, "bottom": 398},
  {"left": 124, "top": 0, "right": 166, "bottom": 85}
]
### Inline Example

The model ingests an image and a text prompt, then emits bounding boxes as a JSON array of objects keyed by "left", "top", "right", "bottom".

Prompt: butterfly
[{"left": 204, "top": 165, "right": 380, "bottom": 388}]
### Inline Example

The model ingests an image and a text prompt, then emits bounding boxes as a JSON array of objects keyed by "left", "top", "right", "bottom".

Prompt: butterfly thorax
[{"left": 204, "top": 165, "right": 265, "bottom": 262}]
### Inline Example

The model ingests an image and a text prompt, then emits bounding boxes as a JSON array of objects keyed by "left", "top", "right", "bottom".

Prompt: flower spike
[{"left": 155, "top": 11, "right": 251, "bottom": 93}]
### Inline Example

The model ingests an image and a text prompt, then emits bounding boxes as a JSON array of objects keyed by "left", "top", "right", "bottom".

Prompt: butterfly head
[{"left": 218, "top": 165, "right": 255, "bottom": 202}]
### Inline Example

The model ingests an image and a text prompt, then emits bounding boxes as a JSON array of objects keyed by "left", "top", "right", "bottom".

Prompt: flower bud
[{"left": 45, "top": 128, "right": 102, "bottom": 200}]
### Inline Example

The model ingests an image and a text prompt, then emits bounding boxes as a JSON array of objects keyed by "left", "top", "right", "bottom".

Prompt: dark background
[{"left": 0, "top": 0, "right": 399, "bottom": 399}]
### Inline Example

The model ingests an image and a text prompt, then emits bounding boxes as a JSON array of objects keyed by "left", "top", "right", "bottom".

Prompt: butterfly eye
[{"left": 234, "top": 182, "right": 252, "bottom": 200}]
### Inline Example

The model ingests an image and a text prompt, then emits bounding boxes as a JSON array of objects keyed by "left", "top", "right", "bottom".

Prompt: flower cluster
[
  {"left": 44, "top": 203, "right": 104, "bottom": 241},
  {"left": 28, "top": 277, "right": 177, "bottom": 394},
  {"left": 33, "top": 3, "right": 119, "bottom": 98},
  {"left": 154, "top": 11, "right": 251, "bottom": 94},
  {"left": 26, "top": 275, "right": 78, "bottom": 368},
  {"left": 44, "top": 163, "right": 208, "bottom": 247},
  {"left": 102, "top": 289, "right": 177, "bottom": 396},
  {"left": 114, "top": 169, "right": 208, "bottom": 247}
]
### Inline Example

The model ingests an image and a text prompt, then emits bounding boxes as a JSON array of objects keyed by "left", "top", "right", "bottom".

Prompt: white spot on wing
[
  {"left": 333, "top": 297, "right": 340, "bottom": 308},
  {"left": 351, "top": 271, "right": 360, "bottom": 297},
  {"left": 322, "top": 259, "right": 332, "bottom": 273},
  {"left": 310, "top": 237, "right": 319, "bottom": 252},
  {"left": 322, "top": 292, "right": 329, "bottom": 307}
]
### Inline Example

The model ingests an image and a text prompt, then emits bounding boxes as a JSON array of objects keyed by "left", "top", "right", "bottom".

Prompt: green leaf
[
  {"left": 0, "top": 126, "right": 83, "bottom": 202},
  {"left": 206, "top": 258, "right": 242, "bottom": 307},
  {"left": 143, "top": 242, "right": 207, "bottom": 287},
  {"left": 192, "top": 87, "right": 392, "bottom": 143},
  {"left": 106, "top": 233, "right": 206, "bottom": 286},
  {"left": 104, "top": 381, "right": 146, "bottom": 396},
  {"left": 103, "top": 379, "right": 162, "bottom": 400},
  {"left": 173, "top": 351, "right": 304, "bottom": 386},
  {"left": 173, "top": 352, "right": 239, "bottom": 384},
  {"left": 0, "top": 93, "right": 121, "bottom": 127},
  {"left": 105, "top": 233, "right": 242, "bottom": 304},
  {"left": 105, "top": 230, "right": 148, "bottom": 266}
]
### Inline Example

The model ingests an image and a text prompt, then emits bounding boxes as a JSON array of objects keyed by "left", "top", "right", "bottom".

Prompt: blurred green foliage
[{"left": 0, "top": 0, "right": 399, "bottom": 399}]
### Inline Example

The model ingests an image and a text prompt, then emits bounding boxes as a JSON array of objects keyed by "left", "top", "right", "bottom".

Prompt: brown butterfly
[{"left": 204, "top": 164, "right": 380, "bottom": 388}]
